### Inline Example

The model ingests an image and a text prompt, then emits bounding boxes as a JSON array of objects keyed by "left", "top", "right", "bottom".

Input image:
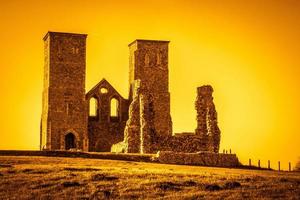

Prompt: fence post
[
  {"left": 278, "top": 161, "right": 280, "bottom": 171},
  {"left": 249, "top": 159, "right": 251, "bottom": 167},
  {"left": 229, "top": 149, "right": 231, "bottom": 154},
  {"left": 258, "top": 160, "right": 260, "bottom": 168},
  {"left": 268, "top": 160, "right": 270, "bottom": 170},
  {"left": 289, "top": 162, "right": 291, "bottom": 172}
]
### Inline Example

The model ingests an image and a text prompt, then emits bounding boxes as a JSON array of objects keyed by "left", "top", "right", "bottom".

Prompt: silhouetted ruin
[{"left": 40, "top": 32, "right": 223, "bottom": 156}]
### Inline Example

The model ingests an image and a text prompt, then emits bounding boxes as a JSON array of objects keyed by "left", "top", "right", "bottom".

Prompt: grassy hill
[{"left": 0, "top": 156, "right": 299, "bottom": 199}]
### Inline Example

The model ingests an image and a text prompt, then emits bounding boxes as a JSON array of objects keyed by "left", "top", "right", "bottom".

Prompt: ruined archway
[{"left": 65, "top": 132, "right": 76, "bottom": 150}]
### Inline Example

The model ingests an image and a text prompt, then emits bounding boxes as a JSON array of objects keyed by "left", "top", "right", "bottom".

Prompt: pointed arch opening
[{"left": 89, "top": 97, "right": 98, "bottom": 117}]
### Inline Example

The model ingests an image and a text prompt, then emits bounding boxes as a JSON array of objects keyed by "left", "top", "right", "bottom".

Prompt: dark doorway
[{"left": 65, "top": 133, "right": 76, "bottom": 150}]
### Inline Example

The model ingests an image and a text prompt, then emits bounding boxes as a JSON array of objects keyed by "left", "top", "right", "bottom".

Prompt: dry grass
[{"left": 0, "top": 156, "right": 299, "bottom": 199}]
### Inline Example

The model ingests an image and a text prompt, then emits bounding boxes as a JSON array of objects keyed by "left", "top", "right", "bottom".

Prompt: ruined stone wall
[
  {"left": 40, "top": 34, "right": 225, "bottom": 156},
  {"left": 151, "top": 134, "right": 209, "bottom": 153},
  {"left": 114, "top": 80, "right": 156, "bottom": 153},
  {"left": 157, "top": 151, "right": 239, "bottom": 167},
  {"left": 117, "top": 41, "right": 222, "bottom": 154},
  {"left": 150, "top": 85, "right": 221, "bottom": 154},
  {"left": 122, "top": 81, "right": 141, "bottom": 153},
  {"left": 195, "top": 85, "right": 221, "bottom": 153},
  {"left": 86, "top": 79, "right": 129, "bottom": 152},
  {"left": 40, "top": 32, "right": 88, "bottom": 151}
]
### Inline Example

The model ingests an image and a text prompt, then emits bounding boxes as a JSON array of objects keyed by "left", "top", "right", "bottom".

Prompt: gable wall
[{"left": 86, "top": 81, "right": 129, "bottom": 152}]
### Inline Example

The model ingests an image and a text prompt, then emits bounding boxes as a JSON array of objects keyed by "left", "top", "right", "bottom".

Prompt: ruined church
[{"left": 40, "top": 32, "right": 220, "bottom": 154}]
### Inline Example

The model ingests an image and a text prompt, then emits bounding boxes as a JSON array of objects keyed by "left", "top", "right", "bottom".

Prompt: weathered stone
[
  {"left": 123, "top": 80, "right": 141, "bottom": 153},
  {"left": 128, "top": 40, "right": 173, "bottom": 138},
  {"left": 113, "top": 41, "right": 222, "bottom": 155},
  {"left": 152, "top": 134, "right": 209, "bottom": 153},
  {"left": 41, "top": 33, "right": 228, "bottom": 165},
  {"left": 195, "top": 85, "right": 221, "bottom": 153},
  {"left": 85, "top": 79, "right": 129, "bottom": 152},
  {"left": 157, "top": 151, "right": 239, "bottom": 167},
  {"left": 40, "top": 32, "right": 89, "bottom": 151}
]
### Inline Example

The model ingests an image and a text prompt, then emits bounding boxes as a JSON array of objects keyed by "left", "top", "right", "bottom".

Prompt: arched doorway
[{"left": 65, "top": 133, "right": 76, "bottom": 150}]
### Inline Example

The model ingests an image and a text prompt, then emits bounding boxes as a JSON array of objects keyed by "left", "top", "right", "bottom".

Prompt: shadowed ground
[{"left": 0, "top": 156, "right": 299, "bottom": 199}]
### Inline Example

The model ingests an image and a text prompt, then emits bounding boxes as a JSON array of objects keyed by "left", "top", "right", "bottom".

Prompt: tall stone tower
[
  {"left": 128, "top": 40, "right": 172, "bottom": 138},
  {"left": 40, "top": 32, "right": 88, "bottom": 151}
]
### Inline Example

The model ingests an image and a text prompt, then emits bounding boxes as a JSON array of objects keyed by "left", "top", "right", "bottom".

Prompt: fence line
[{"left": 247, "top": 159, "right": 293, "bottom": 171}]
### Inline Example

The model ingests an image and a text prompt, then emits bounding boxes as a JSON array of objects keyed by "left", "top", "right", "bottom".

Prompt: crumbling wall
[
  {"left": 195, "top": 85, "right": 221, "bottom": 153},
  {"left": 151, "top": 135, "right": 209, "bottom": 153},
  {"left": 123, "top": 80, "right": 141, "bottom": 153},
  {"left": 113, "top": 40, "right": 222, "bottom": 155},
  {"left": 120, "top": 80, "right": 156, "bottom": 153},
  {"left": 139, "top": 92, "right": 153, "bottom": 153},
  {"left": 157, "top": 151, "right": 239, "bottom": 167},
  {"left": 150, "top": 85, "right": 221, "bottom": 154}
]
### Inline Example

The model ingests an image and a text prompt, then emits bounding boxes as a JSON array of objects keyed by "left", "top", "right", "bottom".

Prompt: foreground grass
[{"left": 0, "top": 156, "right": 299, "bottom": 199}]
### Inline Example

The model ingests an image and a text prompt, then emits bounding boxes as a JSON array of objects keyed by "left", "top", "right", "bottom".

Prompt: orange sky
[{"left": 0, "top": 0, "right": 299, "bottom": 170}]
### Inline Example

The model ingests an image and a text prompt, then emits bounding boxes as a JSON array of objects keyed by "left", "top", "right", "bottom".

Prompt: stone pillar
[{"left": 195, "top": 85, "right": 221, "bottom": 153}]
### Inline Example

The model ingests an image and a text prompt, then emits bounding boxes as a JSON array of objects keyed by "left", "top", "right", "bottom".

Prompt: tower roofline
[
  {"left": 128, "top": 39, "right": 170, "bottom": 47},
  {"left": 43, "top": 31, "right": 88, "bottom": 41}
]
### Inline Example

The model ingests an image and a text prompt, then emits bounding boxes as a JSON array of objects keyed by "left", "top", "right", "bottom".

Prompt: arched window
[
  {"left": 110, "top": 98, "right": 119, "bottom": 117},
  {"left": 89, "top": 97, "right": 98, "bottom": 117}
]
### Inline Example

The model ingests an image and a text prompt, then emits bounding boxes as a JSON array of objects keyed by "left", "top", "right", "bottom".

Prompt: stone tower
[
  {"left": 128, "top": 40, "right": 173, "bottom": 138},
  {"left": 40, "top": 32, "right": 88, "bottom": 151}
]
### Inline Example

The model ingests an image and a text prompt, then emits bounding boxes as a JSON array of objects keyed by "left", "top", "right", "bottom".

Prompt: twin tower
[
  {"left": 41, "top": 32, "right": 220, "bottom": 153},
  {"left": 40, "top": 32, "right": 172, "bottom": 152}
]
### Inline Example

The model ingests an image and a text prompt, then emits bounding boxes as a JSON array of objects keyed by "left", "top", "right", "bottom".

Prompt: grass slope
[{"left": 0, "top": 156, "right": 299, "bottom": 199}]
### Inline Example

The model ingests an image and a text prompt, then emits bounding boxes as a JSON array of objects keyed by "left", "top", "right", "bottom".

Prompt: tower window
[
  {"left": 72, "top": 47, "right": 79, "bottom": 54},
  {"left": 89, "top": 97, "right": 98, "bottom": 117},
  {"left": 144, "top": 53, "right": 150, "bottom": 67}
]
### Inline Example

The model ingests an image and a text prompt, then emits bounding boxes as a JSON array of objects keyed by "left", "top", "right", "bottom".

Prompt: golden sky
[{"left": 0, "top": 0, "right": 299, "bottom": 170}]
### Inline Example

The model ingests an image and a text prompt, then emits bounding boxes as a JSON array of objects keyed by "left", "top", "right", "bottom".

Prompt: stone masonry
[
  {"left": 40, "top": 32, "right": 89, "bottom": 151},
  {"left": 85, "top": 79, "right": 129, "bottom": 152},
  {"left": 41, "top": 32, "right": 222, "bottom": 157},
  {"left": 112, "top": 41, "right": 221, "bottom": 154},
  {"left": 195, "top": 85, "right": 221, "bottom": 153},
  {"left": 157, "top": 151, "right": 239, "bottom": 167},
  {"left": 128, "top": 40, "right": 173, "bottom": 138},
  {"left": 119, "top": 79, "right": 156, "bottom": 153}
]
